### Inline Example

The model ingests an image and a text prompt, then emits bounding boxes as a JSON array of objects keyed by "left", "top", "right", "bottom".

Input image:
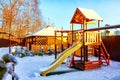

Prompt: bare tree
[
  {"left": 0, "top": 0, "right": 42, "bottom": 38},
  {"left": 0, "top": 0, "right": 42, "bottom": 54}
]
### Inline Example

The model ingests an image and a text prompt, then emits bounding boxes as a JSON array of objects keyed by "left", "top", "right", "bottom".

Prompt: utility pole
[{"left": 9, "top": 8, "right": 12, "bottom": 54}]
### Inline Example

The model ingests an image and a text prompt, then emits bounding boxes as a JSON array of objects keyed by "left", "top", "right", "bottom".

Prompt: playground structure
[
  {"left": 65, "top": 8, "right": 110, "bottom": 69},
  {"left": 40, "top": 8, "right": 120, "bottom": 76},
  {"left": 40, "top": 8, "right": 112, "bottom": 76},
  {"left": 27, "top": 8, "right": 120, "bottom": 76}
]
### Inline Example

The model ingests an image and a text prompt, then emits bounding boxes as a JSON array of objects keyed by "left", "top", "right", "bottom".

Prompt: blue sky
[{"left": 39, "top": 0, "right": 120, "bottom": 30}]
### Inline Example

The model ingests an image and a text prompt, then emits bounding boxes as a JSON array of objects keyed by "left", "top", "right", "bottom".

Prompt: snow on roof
[
  {"left": 26, "top": 25, "right": 67, "bottom": 37},
  {"left": 26, "top": 25, "right": 58, "bottom": 37},
  {"left": 70, "top": 8, "right": 103, "bottom": 24},
  {"left": 78, "top": 8, "right": 103, "bottom": 20},
  {"left": 33, "top": 25, "right": 57, "bottom": 36}
]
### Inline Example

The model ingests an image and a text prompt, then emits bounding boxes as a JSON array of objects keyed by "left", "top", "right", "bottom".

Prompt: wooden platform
[{"left": 74, "top": 60, "right": 101, "bottom": 70}]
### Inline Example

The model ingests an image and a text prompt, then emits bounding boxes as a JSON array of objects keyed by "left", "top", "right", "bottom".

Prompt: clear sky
[{"left": 39, "top": 0, "right": 120, "bottom": 30}]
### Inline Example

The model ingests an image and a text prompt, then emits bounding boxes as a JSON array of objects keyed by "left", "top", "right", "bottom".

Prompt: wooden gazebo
[{"left": 24, "top": 25, "right": 68, "bottom": 53}]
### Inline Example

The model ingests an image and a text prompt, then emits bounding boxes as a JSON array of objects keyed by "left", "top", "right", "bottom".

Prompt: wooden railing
[
  {"left": 84, "top": 31, "right": 100, "bottom": 45},
  {"left": 101, "top": 42, "right": 110, "bottom": 65},
  {"left": 93, "top": 43, "right": 110, "bottom": 66}
]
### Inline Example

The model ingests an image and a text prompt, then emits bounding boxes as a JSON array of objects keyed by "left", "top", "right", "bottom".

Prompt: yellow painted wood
[{"left": 40, "top": 42, "right": 82, "bottom": 76}]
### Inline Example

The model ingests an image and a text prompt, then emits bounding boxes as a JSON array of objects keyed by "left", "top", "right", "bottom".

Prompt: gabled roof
[
  {"left": 70, "top": 8, "right": 103, "bottom": 24},
  {"left": 26, "top": 25, "right": 68, "bottom": 37},
  {"left": 26, "top": 25, "right": 58, "bottom": 37}
]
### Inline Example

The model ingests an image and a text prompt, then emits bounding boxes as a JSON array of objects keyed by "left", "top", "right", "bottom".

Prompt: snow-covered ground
[{"left": 0, "top": 47, "right": 120, "bottom": 80}]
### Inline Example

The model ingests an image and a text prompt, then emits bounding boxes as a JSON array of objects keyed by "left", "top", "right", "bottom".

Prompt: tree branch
[
  {"left": 0, "top": 1, "right": 4, "bottom": 10},
  {"left": 10, "top": 0, "right": 18, "bottom": 10},
  {"left": 0, "top": 7, "right": 2, "bottom": 11},
  {"left": 10, "top": 0, "right": 12, "bottom": 7}
]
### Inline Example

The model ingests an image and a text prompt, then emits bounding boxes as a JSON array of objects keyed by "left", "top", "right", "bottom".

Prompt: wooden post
[
  {"left": 80, "top": 47, "right": 83, "bottom": 60},
  {"left": 71, "top": 24, "right": 74, "bottom": 44},
  {"left": 83, "top": 20, "right": 87, "bottom": 62},
  {"left": 98, "top": 20, "right": 101, "bottom": 61},
  {"left": 9, "top": 16, "right": 12, "bottom": 54},
  {"left": 61, "top": 27, "right": 63, "bottom": 51},
  {"left": 35, "top": 37, "right": 37, "bottom": 51},
  {"left": 85, "top": 45, "right": 88, "bottom": 61},
  {"left": 9, "top": 32, "right": 11, "bottom": 53},
  {"left": 98, "top": 20, "right": 100, "bottom": 42},
  {"left": 67, "top": 32, "right": 69, "bottom": 48},
  {"left": 98, "top": 45, "right": 101, "bottom": 61},
  {"left": 55, "top": 31, "right": 57, "bottom": 59},
  {"left": 80, "top": 24, "right": 83, "bottom": 61}
]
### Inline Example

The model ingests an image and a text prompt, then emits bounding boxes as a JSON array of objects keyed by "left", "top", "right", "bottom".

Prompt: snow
[{"left": 0, "top": 47, "right": 120, "bottom": 80}]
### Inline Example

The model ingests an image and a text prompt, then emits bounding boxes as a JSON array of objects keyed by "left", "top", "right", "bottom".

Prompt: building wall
[{"left": 25, "top": 36, "right": 68, "bottom": 53}]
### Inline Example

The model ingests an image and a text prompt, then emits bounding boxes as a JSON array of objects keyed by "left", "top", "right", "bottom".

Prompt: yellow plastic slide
[{"left": 40, "top": 42, "right": 82, "bottom": 76}]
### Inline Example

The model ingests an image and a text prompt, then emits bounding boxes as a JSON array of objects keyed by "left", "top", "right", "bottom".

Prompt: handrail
[
  {"left": 101, "top": 42, "right": 110, "bottom": 57},
  {"left": 84, "top": 24, "right": 120, "bottom": 32},
  {"left": 101, "top": 42, "right": 110, "bottom": 65}
]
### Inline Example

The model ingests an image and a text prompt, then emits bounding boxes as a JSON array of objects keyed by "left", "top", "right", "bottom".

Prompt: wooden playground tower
[
  {"left": 70, "top": 8, "right": 110, "bottom": 70},
  {"left": 55, "top": 8, "right": 110, "bottom": 70},
  {"left": 40, "top": 8, "right": 120, "bottom": 76}
]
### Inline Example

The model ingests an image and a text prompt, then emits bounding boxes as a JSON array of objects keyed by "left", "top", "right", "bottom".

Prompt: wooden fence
[
  {"left": 102, "top": 36, "right": 120, "bottom": 61},
  {"left": 0, "top": 37, "right": 22, "bottom": 47}
]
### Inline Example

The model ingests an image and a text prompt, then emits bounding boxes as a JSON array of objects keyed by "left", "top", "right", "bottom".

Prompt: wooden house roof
[
  {"left": 26, "top": 25, "right": 67, "bottom": 37},
  {"left": 70, "top": 8, "right": 103, "bottom": 24}
]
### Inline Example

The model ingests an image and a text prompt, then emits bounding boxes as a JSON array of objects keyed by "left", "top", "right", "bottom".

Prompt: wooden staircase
[{"left": 94, "top": 42, "right": 110, "bottom": 66}]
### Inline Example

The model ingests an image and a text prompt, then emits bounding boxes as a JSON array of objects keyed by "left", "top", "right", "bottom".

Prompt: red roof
[{"left": 70, "top": 8, "right": 103, "bottom": 24}]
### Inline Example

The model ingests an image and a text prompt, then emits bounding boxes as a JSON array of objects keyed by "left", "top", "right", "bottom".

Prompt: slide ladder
[
  {"left": 94, "top": 42, "right": 110, "bottom": 65},
  {"left": 40, "top": 42, "right": 82, "bottom": 76},
  {"left": 100, "top": 42, "right": 110, "bottom": 65}
]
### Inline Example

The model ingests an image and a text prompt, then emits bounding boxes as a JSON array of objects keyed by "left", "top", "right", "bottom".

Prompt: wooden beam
[
  {"left": 86, "top": 21, "right": 96, "bottom": 24},
  {"left": 85, "top": 24, "right": 120, "bottom": 32}
]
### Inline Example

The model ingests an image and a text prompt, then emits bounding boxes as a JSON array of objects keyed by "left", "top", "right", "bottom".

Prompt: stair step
[{"left": 94, "top": 44, "right": 110, "bottom": 66}]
